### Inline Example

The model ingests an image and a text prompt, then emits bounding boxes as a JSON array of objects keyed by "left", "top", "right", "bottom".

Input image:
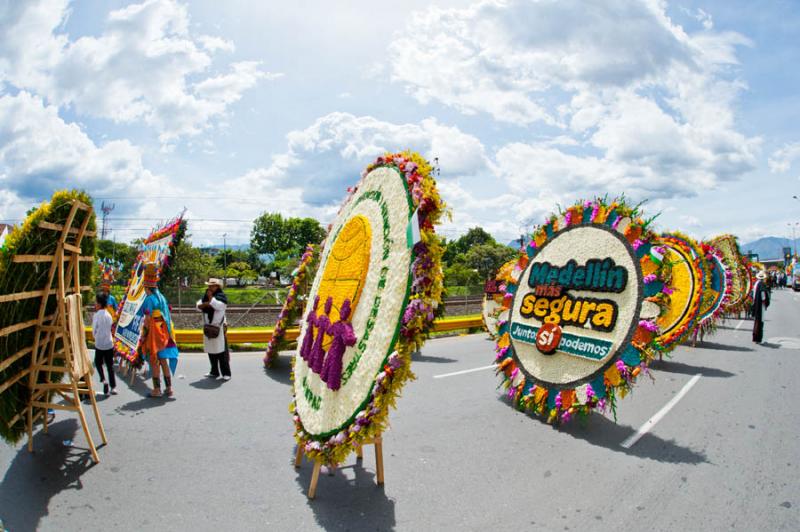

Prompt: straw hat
[
  {"left": 204, "top": 277, "right": 223, "bottom": 287},
  {"left": 143, "top": 263, "right": 160, "bottom": 288}
]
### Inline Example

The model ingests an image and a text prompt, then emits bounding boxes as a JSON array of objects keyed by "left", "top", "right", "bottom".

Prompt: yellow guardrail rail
[{"left": 85, "top": 314, "right": 483, "bottom": 344}]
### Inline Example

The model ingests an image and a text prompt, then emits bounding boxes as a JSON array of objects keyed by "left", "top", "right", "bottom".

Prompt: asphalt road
[{"left": 1, "top": 291, "right": 799, "bottom": 531}]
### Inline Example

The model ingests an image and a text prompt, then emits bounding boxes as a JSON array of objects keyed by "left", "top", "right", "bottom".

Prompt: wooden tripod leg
[
  {"left": 294, "top": 446, "right": 304, "bottom": 468},
  {"left": 374, "top": 435, "right": 384, "bottom": 485},
  {"left": 356, "top": 444, "right": 363, "bottom": 460},
  {"left": 85, "top": 377, "right": 108, "bottom": 445},
  {"left": 308, "top": 461, "right": 322, "bottom": 499},
  {"left": 72, "top": 380, "right": 100, "bottom": 463},
  {"left": 26, "top": 404, "right": 34, "bottom": 453}
]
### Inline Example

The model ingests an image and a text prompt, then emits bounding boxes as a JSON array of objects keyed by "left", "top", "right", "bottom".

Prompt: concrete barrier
[{"left": 86, "top": 314, "right": 483, "bottom": 344}]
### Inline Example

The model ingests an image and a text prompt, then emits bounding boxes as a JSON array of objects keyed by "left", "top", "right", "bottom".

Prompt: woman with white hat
[
  {"left": 197, "top": 278, "right": 231, "bottom": 380},
  {"left": 752, "top": 270, "right": 770, "bottom": 343}
]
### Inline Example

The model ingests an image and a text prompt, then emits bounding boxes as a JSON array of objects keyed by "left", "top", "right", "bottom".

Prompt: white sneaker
[
  {"left": 204, "top": 373, "right": 219, "bottom": 379},
  {"left": 222, "top": 376, "right": 231, "bottom": 381}
]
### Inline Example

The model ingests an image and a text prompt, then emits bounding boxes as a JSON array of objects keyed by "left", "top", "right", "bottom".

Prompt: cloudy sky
[{"left": 1, "top": 0, "right": 798, "bottom": 247}]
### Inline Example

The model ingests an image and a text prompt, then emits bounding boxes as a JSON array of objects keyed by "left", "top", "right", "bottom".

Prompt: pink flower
[
  {"left": 643, "top": 274, "right": 657, "bottom": 284},
  {"left": 662, "top": 286, "right": 674, "bottom": 295},
  {"left": 638, "top": 319, "right": 658, "bottom": 332}
]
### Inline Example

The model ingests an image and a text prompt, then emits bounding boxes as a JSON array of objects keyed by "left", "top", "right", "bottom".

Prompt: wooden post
[
  {"left": 294, "top": 446, "right": 304, "bottom": 468},
  {"left": 307, "top": 461, "right": 322, "bottom": 500},
  {"left": 374, "top": 435, "right": 384, "bottom": 485}
]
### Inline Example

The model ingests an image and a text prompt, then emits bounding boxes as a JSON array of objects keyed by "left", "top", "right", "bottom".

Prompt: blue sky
[{"left": 1, "top": 0, "right": 799, "bottom": 248}]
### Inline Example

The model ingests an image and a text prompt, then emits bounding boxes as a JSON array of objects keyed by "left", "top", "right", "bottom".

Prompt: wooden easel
[
  {"left": 294, "top": 433, "right": 385, "bottom": 499},
  {"left": 15, "top": 200, "right": 107, "bottom": 462}
]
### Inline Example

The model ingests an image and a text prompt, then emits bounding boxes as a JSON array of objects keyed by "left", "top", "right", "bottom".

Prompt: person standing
[
  {"left": 197, "top": 278, "right": 231, "bottom": 380},
  {"left": 141, "top": 263, "right": 180, "bottom": 397},
  {"left": 752, "top": 270, "right": 770, "bottom": 344},
  {"left": 98, "top": 279, "right": 118, "bottom": 313},
  {"left": 92, "top": 292, "right": 117, "bottom": 395}
]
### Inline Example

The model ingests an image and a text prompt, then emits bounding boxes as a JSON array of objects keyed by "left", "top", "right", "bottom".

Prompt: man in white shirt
[{"left": 92, "top": 293, "right": 117, "bottom": 395}]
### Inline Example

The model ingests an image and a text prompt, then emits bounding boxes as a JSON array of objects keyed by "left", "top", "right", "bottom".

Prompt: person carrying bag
[{"left": 197, "top": 278, "right": 231, "bottom": 380}]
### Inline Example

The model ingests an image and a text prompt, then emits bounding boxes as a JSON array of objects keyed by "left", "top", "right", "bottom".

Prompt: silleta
[{"left": 527, "top": 258, "right": 628, "bottom": 293}]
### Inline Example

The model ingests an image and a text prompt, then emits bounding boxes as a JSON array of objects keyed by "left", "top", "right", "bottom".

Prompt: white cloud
[
  {"left": 769, "top": 142, "right": 800, "bottom": 173},
  {"left": 386, "top": 0, "right": 759, "bottom": 225},
  {"left": 0, "top": 91, "right": 175, "bottom": 221},
  {"left": 234, "top": 112, "right": 491, "bottom": 207},
  {"left": 0, "top": 0, "right": 277, "bottom": 143}
]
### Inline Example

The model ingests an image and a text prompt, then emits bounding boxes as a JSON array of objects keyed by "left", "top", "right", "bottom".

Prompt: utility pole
[
  {"left": 223, "top": 233, "right": 228, "bottom": 287},
  {"left": 100, "top": 201, "right": 115, "bottom": 239},
  {"left": 789, "top": 222, "right": 798, "bottom": 258}
]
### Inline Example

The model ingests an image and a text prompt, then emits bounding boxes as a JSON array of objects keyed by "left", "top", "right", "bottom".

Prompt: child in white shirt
[{"left": 92, "top": 293, "right": 117, "bottom": 395}]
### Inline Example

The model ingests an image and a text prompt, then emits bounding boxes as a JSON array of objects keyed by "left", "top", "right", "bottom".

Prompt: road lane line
[
  {"left": 433, "top": 365, "right": 495, "bottom": 379},
  {"left": 621, "top": 373, "right": 702, "bottom": 449},
  {"left": 735, "top": 319, "right": 745, "bottom": 330}
]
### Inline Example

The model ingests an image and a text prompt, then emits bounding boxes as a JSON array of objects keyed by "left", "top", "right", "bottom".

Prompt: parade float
[
  {"left": 263, "top": 244, "right": 319, "bottom": 368},
  {"left": 0, "top": 191, "right": 107, "bottom": 461},
  {"left": 492, "top": 198, "right": 671, "bottom": 424},
  {"left": 113, "top": 214, "right": 186, "bottom": 369},
  {"left": 652, "top": 232, "right": 709, "bottom": 354},
  {"left": 710, "top": 234, "right": 750, "bottom": 315},
  {"left": 482, "top": 257, "right": 523, "bottom": 339},
  {"left": 692, "top": 242, "right": 731, "bottom": 341},
  {"left": 291, "top": 152, "right": 445, "bottom": 498}
]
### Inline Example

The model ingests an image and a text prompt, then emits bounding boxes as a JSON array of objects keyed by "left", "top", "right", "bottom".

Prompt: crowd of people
[{"left": 91, "top": 268, "right": 231, "bottom": 399}]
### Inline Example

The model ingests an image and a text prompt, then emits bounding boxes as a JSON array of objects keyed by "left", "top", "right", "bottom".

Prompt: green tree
[
  {"left": 463, "top": 242, "right": 517, "bottom": 279},
  {"left": 170, "top": 241, "right": 215, "bottom": 287},
  {"left": 250, "top": 213, "right": 290, "bottom": 254},
  {"left": 224, "top": 261, "right": 258, "bottom": 285},
  {"left": 443, "top": 227, "right": 496, "bottom": 265},
  {"left": 250, "top": 212, "right": 326, "bottom": 255},
  {"left": 285, "top": 217, "right": 327, "bottom": 252},
  {"left": 96, "top": 239, "right": 138, "bottom": 273},
  {"left": 443, "top": 263, "right": 482, "bottom": 287}
]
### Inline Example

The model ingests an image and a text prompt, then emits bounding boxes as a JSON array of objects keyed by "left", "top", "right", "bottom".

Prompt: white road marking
[
  {"left": 735, "top": 319, "right": 745, "bottom": 330},
  {"left": 433, "top": 365, "right": 495, "bottom": 379},
  {"left": 621, "top": 373, "right": 702, "bottom": 449}
]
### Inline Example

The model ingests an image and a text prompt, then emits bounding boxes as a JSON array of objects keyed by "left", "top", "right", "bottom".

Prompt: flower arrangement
[
  {"left": 493, "top": 197, "right": 669, "bottom": 424},
  {"left": 652, "top": 232, "right": 710, "bottom": 353},
  {"left": 113, "top": 215, "right": 186, "bottom": 366},
  {"left": 710, "top": 234, "right": 750, "bottom": 315},
  {"left": 291, "top": 151, "right": 446, "bottom": 466},
  {"left": 0, "top": 190, "right": 96, "bottom": 444},
  {"left": 693, "top": 242, "right": 731, "bottom": 337},
  {"left": 482, "top": 257, "right": 522, "bottom": 338},
  {"left": 263, "top": 244, "right": 319, "bottom": 368}
]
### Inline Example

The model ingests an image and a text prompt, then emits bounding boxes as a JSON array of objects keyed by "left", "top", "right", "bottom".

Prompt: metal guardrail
[{"left": 86, "top": 314, "right": 484, "bottom": 344}]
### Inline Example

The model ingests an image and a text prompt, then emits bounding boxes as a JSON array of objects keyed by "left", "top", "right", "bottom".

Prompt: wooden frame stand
[
  {"left": 294, "top": 433, "right": 385, "bottom": 499},
  {"left": 0, "top": 200, "right": 107, "bottom": 462}
]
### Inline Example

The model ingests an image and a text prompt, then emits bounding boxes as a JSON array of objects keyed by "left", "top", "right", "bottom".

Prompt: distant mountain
[
  {"left": 740, "top": 237, "right": 799, "bottom": 261},
  {"left": 205, "top": 243, "right": 250, "bottom": 251}
]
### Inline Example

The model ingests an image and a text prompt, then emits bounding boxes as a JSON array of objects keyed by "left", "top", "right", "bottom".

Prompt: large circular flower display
[
  {"left": 653, "top": 233, "right": 708, "bottom": 352},
  {"left": 711, "top": 234, "right": 750, "bottom": 314},
  {"left": 482, "top": 257, "right": 524, "bottom": 339},
  {"left": 494, "top": 198, "right": 669, "bottom": 424},
  {"left": 694, "top": 242, "right": 730, "bottom": 336},
  {"left": 291, "top": 152, "right": 445, "bottom": 465}
]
